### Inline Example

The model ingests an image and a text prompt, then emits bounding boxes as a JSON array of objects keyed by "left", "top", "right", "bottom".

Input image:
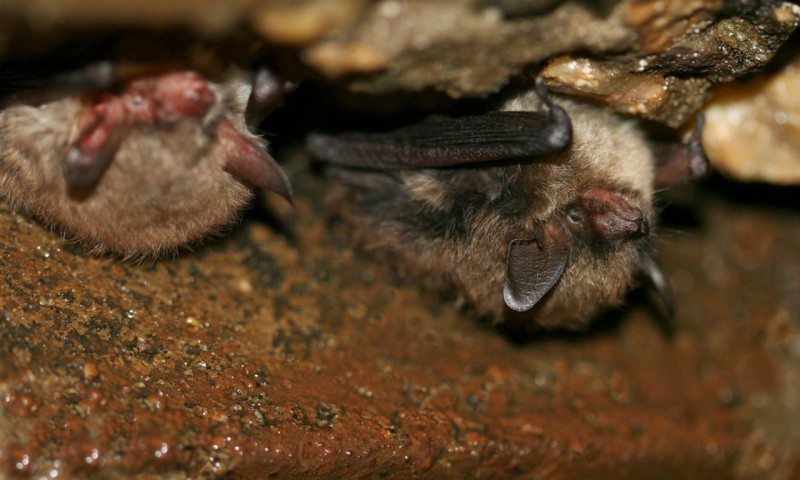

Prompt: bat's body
[
  {"left": 0, "top": 66, "right": 291, "bottom": 257},
  {"left": 310, "top": 83, "right": 668, "bottom": 329}
]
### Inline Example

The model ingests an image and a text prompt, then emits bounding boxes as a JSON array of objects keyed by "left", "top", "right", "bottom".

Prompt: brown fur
[
  {"left": 327, "top": 93, "right": 655, "bottom": 330},
  {"left": 0, "top": 71, "right": 261, "bottom": 258}
]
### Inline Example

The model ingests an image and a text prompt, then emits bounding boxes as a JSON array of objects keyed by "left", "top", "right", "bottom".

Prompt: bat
[
  {"left": 0, "top": 60, "right": 293, "bottom": 257},
  {"left": 308, "top": 79, "right": 704, "bottom": 330}
]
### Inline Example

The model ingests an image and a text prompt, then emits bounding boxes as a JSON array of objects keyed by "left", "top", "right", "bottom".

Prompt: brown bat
[
  {"left": 0, "top": 61, "right": 293, "bottom": 257},
  {"left": 307, "top": 79, "right": 704, "bottom": 330}
]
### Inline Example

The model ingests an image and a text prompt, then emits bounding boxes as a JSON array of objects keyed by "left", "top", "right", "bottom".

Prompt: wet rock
[
  {"left": 540, "top": 56, "right": 710, "bottom": 127},
  {"left": 2, "top": 0, "right": 797, "bottom": 128},
  {"left": 0, "top": 0, "right": 367, "bottom": 40},
  {"left": 0, "top": 0, "right": 797, "bottom": 126},
  {"left": 703, "top": 53, "right": 800, "bottom": 184},
  {"left": 301, "top": 1, "right": 633, "bottom": 96},
  {"left": 541, "top": 1, "right": 800, "bottom": 126},
  {"left": 0, "top": 158, "right": 798, "bottom": 478}
]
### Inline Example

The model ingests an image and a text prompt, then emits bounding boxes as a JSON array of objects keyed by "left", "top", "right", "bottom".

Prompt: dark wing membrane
[
  {"left": 0, "top": 57, "right": 115, "bottom": 107},
  {"left": 307, "top": 110, "right": 571, "bottom": 170}
]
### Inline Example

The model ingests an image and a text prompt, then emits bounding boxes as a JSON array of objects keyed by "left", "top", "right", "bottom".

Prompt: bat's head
[
  {"left": 0, "top": 69, "right": 290, "bottom": 257},
  {"left": 502, "top": 185, "right": 658, "bottom": 329},
  {"left": 499, "top": 98, "right": 664, "bottom": 329}
]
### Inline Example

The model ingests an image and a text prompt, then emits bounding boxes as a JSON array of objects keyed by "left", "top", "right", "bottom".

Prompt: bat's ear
[
  {"left": 219, "top": 119, "right": 293, "bottom": 203},
  {"left": 503, "top": 223, "right": 569, "bottom": 312}
]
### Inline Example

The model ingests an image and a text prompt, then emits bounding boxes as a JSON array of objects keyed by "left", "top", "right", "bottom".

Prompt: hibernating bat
[
  {"left": 0, "top": 60, "right": 292, "bottom": 257},
  {"left": 308, "top": 79, "right": 702, "bottom": 330}
]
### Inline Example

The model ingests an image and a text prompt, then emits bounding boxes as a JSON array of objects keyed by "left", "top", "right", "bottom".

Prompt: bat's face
[
  {"left": 495, "top": 94, "right": 657, "bottom": 329},
  {"left": 503, "top": 179, "right": 655, "bottom": 330},
  {"left": 513, "top": 112, "right": 657, "bottom": 328},
  {"left": 0, "top": 68, "right": 291, "bottom": 257}
]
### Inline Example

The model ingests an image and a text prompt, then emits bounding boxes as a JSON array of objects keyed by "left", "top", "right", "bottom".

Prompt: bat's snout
[
  {"left": 630, "top": 216, "right": 649, "bottom": 237},
  {"left": 573, "top": 189, "right": 649, "bottom": 242}
]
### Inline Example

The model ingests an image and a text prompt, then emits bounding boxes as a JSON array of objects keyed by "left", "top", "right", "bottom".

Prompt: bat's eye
[{"left": 566, "top": 208, "right": 582, "bottom": 224}]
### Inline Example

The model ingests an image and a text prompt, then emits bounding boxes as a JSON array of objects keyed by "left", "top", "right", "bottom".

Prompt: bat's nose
[
  {"left": 630, "top": 217, "right": 649, "bottom": 237},
  {"left": 598, "top": 206, "right": 648, "bottom": 241}
]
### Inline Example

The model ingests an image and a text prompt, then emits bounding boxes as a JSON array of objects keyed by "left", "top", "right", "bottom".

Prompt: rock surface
[
  {"left": 1, "top": 0, "right": 798, "bottom": 124},
  {"left": 1, "top": 157, "right": 799, "bottom": 479},
  {"left": 703, "top": 52, "right": 800, "bottom": 184}
]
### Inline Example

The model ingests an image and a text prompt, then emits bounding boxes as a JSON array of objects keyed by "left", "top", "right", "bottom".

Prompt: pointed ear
[
  {"left": 218, "top": 119, "right": 293, "bottom": 203},
  {"left": 502, "top": 223, "right": 569, "bottom": 312}
]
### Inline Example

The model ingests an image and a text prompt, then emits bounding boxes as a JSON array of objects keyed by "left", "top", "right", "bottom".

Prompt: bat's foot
[
  {"left": 653, "top": 113, "right": 709, "bottom": 187},
  {"left": 533, "top": 76, "right": 572, "bottom": 152},
  {"left": 640, "top": 255, "right": 675, "bottom": 319}
]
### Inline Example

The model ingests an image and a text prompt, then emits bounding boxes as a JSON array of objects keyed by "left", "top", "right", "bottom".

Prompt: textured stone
[
  {"left": 703, "top": 54, "right": 800, "bottom": 184},
  {"left": 0, "top": 158, "right": 799, "bottom": 478},
  {"left": 0, "top": 0, "right": 797, "bottom": 126}
]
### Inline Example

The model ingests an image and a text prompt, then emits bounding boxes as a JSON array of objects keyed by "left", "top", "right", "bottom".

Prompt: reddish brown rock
[{"left": 0, "top": 166, "right": 798, "bottom": 478}]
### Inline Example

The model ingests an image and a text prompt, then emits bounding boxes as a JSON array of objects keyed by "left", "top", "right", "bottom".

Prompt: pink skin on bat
[
  {"left": 67, "top": 71, "right": 216, "bottom": 188},
  {"left": 65, "top": 70, "right": 291, "bottom": 201},
  {"left": 69, "top": 72, "right": 213, "bottom": 178},
  {"left": 126, "top": 71, "right": 215, "bottom": 122},
  {"left": 565, "top": 188, "right": 648, "bottom": 241},
  {"left": 65, "top": 94, "right": 128, "bottom": 187}
]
